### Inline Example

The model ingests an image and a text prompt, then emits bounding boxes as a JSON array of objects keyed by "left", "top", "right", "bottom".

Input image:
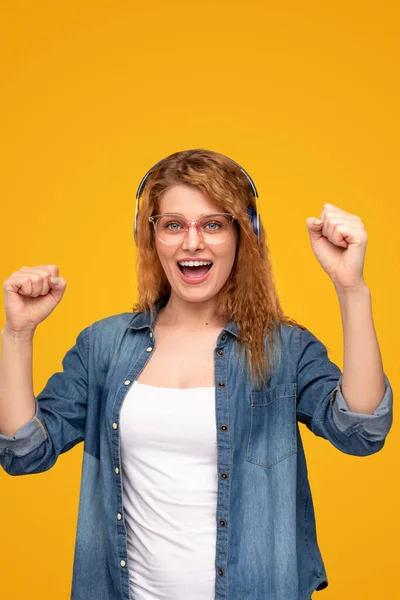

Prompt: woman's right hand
[{"left": 3, "top": 265, "right": 67, "bottom": 335}]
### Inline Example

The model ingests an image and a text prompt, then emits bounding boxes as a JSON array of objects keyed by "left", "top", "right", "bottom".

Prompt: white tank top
[{"left": 119, "top": 381, "right": 218, "bottom": 600}]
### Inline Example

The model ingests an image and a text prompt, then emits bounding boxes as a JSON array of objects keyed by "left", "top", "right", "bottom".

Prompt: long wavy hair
[{"left": 133, "top": 149, "right": 305, "bottom": 388}]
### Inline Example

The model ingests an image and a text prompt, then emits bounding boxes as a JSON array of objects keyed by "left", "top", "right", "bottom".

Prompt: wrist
[
  {"left": 2, "top": 324, "right": 36, "bottom": 342},
  {"left": 334, "top": 281, "right": 370, "bottom": 299}
]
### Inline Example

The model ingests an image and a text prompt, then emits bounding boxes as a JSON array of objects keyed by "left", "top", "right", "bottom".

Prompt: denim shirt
[{"left": 0, "top": 309, "right": 393, "bottom": 600}]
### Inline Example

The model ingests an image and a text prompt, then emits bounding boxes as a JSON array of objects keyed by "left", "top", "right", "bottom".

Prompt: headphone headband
[{"left": 134, "top": 152, "right": 260, "bottom": 243}]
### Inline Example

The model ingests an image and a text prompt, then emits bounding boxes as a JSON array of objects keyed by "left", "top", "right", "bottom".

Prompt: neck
[{"left": 156, "top": 292, "right": 227, "bottom": 330}]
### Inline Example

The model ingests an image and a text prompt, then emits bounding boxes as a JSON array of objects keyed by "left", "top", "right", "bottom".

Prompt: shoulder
[
  {"left": 275, "top": 322, "right": 307, "bottom": 345},
  {"left": 85, "top": 311, "right": 148, "bottom": 340},
  {"left": 277, "top": 322, "right": 330, "bottom": 365},
  {"left": 91, "top": 311, "right": 139, "bottom": 328},
  {"left": 73, "top": 311, "right": 148, "bottom": 367},
  {"left": 274, "top": 322, "right": 324, "bottom": 357}
]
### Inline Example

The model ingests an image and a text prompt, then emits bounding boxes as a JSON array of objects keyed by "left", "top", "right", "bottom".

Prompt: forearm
[
  {"left": 0, "top": 326, "right": 36, "bottom": 436},
  {"left": 335, "top": 283, "right": 386, "bottom": 414}
]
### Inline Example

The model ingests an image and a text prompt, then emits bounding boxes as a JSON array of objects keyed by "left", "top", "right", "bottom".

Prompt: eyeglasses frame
[{"left": 149, "top": 212, "right": 237, "bottom": 245}]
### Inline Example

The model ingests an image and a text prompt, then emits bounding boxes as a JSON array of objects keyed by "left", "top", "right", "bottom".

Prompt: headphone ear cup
[{"left": 247, "top": 207, "right": 260, "bottom": 241}]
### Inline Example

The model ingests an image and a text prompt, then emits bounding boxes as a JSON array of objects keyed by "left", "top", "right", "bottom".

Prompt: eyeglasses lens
[{"left": 154, "top": 214, "right": 231, "bottom": 245}]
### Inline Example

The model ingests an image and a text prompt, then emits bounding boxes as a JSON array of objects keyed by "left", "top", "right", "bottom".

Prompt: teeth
[{"left": 178, "top": 260, "right": 212, "bottom": 267}]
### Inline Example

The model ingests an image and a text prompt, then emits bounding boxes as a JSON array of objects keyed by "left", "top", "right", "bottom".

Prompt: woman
[{"left": 0, "top": 149, "right": 393, "bottom": 600}]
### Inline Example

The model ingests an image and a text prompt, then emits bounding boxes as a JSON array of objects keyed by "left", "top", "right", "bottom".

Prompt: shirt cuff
[
  {"left": 0, "top": 399, "right": 47, "bottom": 457},
  {"left": 331, "top": 374, "right": 393, "bottom": 442}
]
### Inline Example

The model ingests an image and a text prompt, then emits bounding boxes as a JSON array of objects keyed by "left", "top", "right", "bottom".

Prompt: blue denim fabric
[{"left": 0, "top": 308, "right": 393, "bottom": 600}]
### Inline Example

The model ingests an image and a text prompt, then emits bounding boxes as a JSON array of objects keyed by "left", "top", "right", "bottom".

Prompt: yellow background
[{"left": 1, "top": 1, "right": 399, "bottom": 598}]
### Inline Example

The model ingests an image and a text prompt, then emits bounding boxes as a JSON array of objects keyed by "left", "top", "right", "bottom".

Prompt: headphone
[{"left": 134, "top": 153, "right": 260, "bottom": 243}]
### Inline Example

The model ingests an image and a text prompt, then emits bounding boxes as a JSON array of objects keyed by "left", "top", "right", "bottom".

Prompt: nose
[{"left": 181, "top": 222, "right": 205, "bottom": 252}]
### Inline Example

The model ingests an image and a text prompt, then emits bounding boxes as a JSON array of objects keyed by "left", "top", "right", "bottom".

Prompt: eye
[
  {"left": 203, "top": 220, "right": 222, "bottom": 231},
  {"left": 165, "top": 221, "right": 184, "bottom": 231}
]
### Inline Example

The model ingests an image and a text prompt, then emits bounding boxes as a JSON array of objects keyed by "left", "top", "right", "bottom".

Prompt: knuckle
[{"left": 45, "top": 264, "right": 59, "bottom": 274}]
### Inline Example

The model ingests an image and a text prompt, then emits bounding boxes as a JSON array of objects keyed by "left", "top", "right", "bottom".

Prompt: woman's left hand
[{"left": 306, "top": 203, "right": 368, "bottom": 290}]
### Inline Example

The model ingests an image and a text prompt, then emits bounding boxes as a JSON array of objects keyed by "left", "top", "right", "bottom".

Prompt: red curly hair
[{"left": 133, "top": 149, "right": 305, "bottom": 387}]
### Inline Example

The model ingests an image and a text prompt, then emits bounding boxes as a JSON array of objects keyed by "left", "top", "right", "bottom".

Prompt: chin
[{"left": 176, "top": 288, "right": 217, "bottom": 303}]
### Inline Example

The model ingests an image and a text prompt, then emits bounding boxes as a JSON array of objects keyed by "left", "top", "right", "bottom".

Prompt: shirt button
[
  {"left": 117, "top": 513, "right": 122, "bottom": 520},
  {"left": 120, "top": 560, "right": 126, "bottom": 568},
  {"left": 221, "top": 334, "right": 226, "bottom": 341},
  {"left": 219, "top": 520, "right": 226, "bottom": 527},
  {"left": 221, "top": 472, "right": 229, "bottom": 480},
  {"left": 220, "top": 424, "right": 228, "bottom": 432},
  {"left": 123, "top": 380, "right": 131, "bottom": 386},
  {"left": 218, "top": 568, "right": 225, "bottom": 576},
  {"left": 112, "top": 422, "right": 118, "bottom": 430},
  {"left": 146, "top": 347, "right": 153, "bottom": 352},
  {"left": 149, "top": 331, "right": 153, "bottom": 338},
  {"left": 217, "top": 350, "right": 224, "bottom": 357},
  {"left": 115, "top": 467, "right": 120, "bottom": 475},
  {"left": 218, "top": 382, "right": 225, "bottom": 387}
]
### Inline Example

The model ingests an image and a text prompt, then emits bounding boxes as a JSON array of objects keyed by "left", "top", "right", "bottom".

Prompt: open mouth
[{"left": 177, "top": 260, "right": 213, "bottom": 279}]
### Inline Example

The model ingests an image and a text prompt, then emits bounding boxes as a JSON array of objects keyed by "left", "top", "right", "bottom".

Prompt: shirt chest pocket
[{"left": 246, "top": 383, "right": 297, "bottom": 469}]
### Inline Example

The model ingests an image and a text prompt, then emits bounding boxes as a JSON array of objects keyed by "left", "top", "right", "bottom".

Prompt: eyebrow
[{"left": 158, "top": 212, "right": 224, "bottom": 217}]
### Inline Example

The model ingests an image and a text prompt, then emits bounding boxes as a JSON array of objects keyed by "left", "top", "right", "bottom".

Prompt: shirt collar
[{"left": 127, "top": 295, "right": 239, "bottom": 338}]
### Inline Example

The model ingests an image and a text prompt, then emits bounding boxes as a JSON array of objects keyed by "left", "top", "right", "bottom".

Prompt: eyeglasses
[{"left": 149, "top": 213, "right": 236, "bottom": 245}]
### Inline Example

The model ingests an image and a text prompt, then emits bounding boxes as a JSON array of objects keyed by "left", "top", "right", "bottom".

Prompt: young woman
[{"left": 0, "top": 149, "right": 393, "bottom": 600}]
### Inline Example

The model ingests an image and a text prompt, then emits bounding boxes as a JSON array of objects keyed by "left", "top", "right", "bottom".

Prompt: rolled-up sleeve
[
  {"left": 331, "top": 374, "right": 393, "bottom": 442},
  {"left": 0, "top": 399, "right": 47, "bottom": 457},
  {"left": 296, "top": 326, "right": 393, "bottom": 456},
  {"left": 0, "top": 325, "right": 89, "bottom": 475}
]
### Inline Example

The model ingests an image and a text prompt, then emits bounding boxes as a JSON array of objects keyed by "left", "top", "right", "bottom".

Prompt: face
[{"left": 154, "top": 184, "right": 238, "bottom": 304}]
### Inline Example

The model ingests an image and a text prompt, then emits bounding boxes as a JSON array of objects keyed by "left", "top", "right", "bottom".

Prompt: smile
[{"left": 177, "top": 260, "right": 213, "bottom": 284}]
